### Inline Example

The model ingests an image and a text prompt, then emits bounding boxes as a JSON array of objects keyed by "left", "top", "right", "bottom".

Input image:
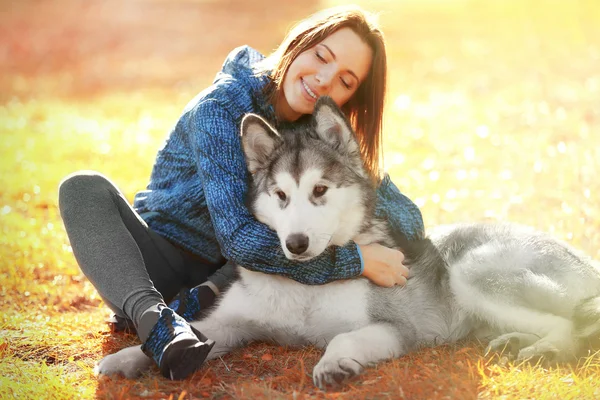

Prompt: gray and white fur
[{"left": 97, "top": 97, "right": 600, "bottom": 389}]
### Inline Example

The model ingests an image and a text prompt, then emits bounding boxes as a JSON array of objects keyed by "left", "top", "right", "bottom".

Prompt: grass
[{"left": 1, "top": 0, "right": 599, "bottom": 398}]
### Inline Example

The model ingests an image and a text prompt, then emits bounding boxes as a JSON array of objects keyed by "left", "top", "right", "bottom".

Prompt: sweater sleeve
[
  {"left": 184, "top": 98, "right": 363, "bottom": 285},
  {"left": 374, "top": 174, "right": 425, "bottom": 241}
]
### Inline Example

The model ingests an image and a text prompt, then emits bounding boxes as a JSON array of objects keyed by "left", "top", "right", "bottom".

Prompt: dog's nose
[{"left": 286, "top": 234, "right": 309, "bottom": 255}]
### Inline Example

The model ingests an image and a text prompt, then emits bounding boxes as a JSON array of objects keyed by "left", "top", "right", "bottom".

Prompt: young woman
[{"left": 59, "top": 6, "right": 424, "bottom": 380}]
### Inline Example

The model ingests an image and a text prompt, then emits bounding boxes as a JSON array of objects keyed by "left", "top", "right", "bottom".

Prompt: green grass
[
  {"left": 1, "top": 356, "right": 96, "bottom": 399},
  {"left": 1, "top": 0, "right": 600, "bottom": 398}
]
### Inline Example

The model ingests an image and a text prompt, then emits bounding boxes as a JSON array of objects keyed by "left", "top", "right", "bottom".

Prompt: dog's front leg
[
  {"left": 94, "top": 314, "right": 251, "bottom": 379},
  {"left": 95, "top": 318, "right": 255, "bottom": 379},
  {"left": 312, "top": 323, "right": 406, "bottom": 389},
  {"left": 93, "top": 321, "right": 243, "bottom": 379},
  {"left": 95, "top": 345, "right": 152, "bottom": 379},
  {"left": 189, "top": 317, "right": 253, "bottom": 361}
]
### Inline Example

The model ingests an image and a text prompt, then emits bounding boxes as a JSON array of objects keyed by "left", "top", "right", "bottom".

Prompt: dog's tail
[{"left": 574, "top": 296, "right": 600, "bottom": 341}]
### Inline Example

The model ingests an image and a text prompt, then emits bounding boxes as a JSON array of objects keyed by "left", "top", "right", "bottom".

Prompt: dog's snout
[{"left": 286, "top": 234, "right": 309, "bottom": 255}]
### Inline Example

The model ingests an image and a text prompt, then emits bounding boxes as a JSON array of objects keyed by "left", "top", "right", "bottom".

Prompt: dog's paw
[
  {"left": 312, "top": 357, "right": 363, "bottom": 390},
  {"left": 486, "top": 332, "right": 534, "bottom": 357},
  {"left": 516, "top": 341, "right": 559, "bottom": 365},
  {"left": 95, "top": 346, "right": 152, "bottom": 379}
]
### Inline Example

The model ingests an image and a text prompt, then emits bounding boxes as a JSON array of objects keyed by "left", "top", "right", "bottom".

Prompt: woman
[{"left": 59, "top": 6, "right": 424, "bottom": 380}]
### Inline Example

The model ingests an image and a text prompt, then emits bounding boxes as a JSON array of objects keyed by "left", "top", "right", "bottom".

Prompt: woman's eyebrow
[{"left": 319, "top": 44, "right": 359, "bottom": 82}]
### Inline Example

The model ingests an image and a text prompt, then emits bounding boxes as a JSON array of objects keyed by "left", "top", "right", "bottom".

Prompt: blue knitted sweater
[{"left": 133, "top": 46, "right": 424, "bottom": 285}]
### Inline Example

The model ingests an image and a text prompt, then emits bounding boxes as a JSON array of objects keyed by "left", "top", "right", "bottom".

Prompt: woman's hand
[{"left": 358, "top": 243, "right": 409, "bottom": 287}]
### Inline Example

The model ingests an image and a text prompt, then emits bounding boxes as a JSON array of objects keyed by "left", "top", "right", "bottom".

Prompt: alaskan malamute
[{"left": 98, "top": 97, "right": 600, "bottom": 389}]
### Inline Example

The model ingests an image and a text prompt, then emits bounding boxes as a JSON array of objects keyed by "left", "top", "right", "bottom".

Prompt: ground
[{"left": 1, "top": 0, "right": 599, "bottom": 399}]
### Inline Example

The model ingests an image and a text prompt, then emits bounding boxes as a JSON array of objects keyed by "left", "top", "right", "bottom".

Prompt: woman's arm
[{"left": 375, "top": 174, "right": 425, "bottom": 241}]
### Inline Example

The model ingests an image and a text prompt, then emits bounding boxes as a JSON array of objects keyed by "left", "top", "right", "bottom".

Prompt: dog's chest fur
[{"left": 214, "top": 268, "right": 372, "bottom": 347}]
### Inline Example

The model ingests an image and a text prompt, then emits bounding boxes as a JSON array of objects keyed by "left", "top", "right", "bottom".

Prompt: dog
[{"left": 97, "top": 96, "right": 600, "bottom": 389}]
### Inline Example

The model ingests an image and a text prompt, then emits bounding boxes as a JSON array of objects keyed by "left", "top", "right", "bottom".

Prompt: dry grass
[{"left": 1, "top": 0, "right": 599, "bottom": 398}]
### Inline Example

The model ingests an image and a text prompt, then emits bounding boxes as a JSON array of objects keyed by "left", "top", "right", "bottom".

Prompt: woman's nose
[{"left": 315, "top": 70, "right": 333, "bottom": 92}]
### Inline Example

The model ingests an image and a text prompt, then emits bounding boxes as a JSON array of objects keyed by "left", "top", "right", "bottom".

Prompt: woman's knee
[{"left": 58, "top": 171, "right": 114, "bottom": 213}]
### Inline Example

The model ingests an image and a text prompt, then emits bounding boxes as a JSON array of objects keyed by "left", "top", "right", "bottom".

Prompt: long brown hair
[{"left": 260, "top": 6, "right": 387, "bottom": 182}]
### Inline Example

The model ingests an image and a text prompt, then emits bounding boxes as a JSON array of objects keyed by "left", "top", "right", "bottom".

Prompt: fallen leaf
[
  {"left": 362, "top": 378, "right": 380, "bottom": 385},
  {"left": 199, "top": 377, "right": 212, "bottom": 386}
]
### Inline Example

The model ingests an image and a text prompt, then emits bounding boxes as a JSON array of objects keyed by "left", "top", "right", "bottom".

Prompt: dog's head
[{"left": 241, "top": 96, "right": 375, "bottom": 261}]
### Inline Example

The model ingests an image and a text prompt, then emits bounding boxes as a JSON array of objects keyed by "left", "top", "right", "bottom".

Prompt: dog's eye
[
  {"left": 275, "top": 190, "right": 287, "bottom": 201},
  {"left": 313, "top": 185, "right": 328, "bottom": 197}
]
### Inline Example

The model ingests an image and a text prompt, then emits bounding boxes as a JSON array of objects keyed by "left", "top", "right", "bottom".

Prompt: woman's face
[{"left": 279, "top": 27, "right": 373, "bottom": 121}]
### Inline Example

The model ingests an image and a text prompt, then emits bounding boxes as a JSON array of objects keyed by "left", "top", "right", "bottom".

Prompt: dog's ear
[
  {"left": 241, "top": 114, "right": 281, "bottom": 174},
  {"left": 313, "top": 96, "right": 359, "bottom": 154}
]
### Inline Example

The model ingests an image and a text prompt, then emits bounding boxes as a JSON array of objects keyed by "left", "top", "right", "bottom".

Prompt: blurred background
[
  {"left": 0, "top": 0, "right": 600, "bottom": 241},
  {"left": 1, "top": 1, "right": 599, "bottom": 398},
  {"left": 1, "top": 0, "right": 599, "bottom": 259},
  {"left": 3, "top": 0, "right": 599, "bottom": 99}
]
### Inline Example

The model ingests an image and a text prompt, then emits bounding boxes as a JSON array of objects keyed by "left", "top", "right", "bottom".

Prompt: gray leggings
[{"left": 58, "top": 171, "right": 222, "bottom": 326}]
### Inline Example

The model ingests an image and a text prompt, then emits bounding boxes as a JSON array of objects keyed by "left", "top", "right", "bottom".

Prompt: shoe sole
[{"left": 167, "top": 339, "right": 215, "bottom": 380}]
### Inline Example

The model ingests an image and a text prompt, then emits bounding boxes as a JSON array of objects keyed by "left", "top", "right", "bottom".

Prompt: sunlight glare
[
  {"left": 456, "top": 169, "right": 468, "bottom": 180},
  {"left": 464, "top": 147, "right": 475, "bottom": 161},
  {"left": 394, "top": 94, "right": 411, "bottom": 112},
  {"left": 476, "top": 125, "right": 489, "bottom": 139}
]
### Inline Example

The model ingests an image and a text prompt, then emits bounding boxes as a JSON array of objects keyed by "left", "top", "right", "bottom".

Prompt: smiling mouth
[{"left": 302, "top": 79, "right": 318, "bottom": 100}]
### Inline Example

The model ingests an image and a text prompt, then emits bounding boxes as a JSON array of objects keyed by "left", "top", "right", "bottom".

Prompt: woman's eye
[
  {"left": 315, "top": 52, "right": 327, "bottom": 63},
  {"left": 340, "top": 78, "right": 351, "bottom": 89},
  {"left": 313, "top": 185, "right": 328, "bottom": 197},
  {"left": 275, "top": 190, "right": 287, "bottom": 201}
]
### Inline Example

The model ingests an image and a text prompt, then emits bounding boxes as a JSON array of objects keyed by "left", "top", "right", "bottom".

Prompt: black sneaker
[
  {"left": 140, "top": 306, "right": 215, "bottom": 380},
  {"left": 169, "top": 285, "right": 216, "bottom": 322}
]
